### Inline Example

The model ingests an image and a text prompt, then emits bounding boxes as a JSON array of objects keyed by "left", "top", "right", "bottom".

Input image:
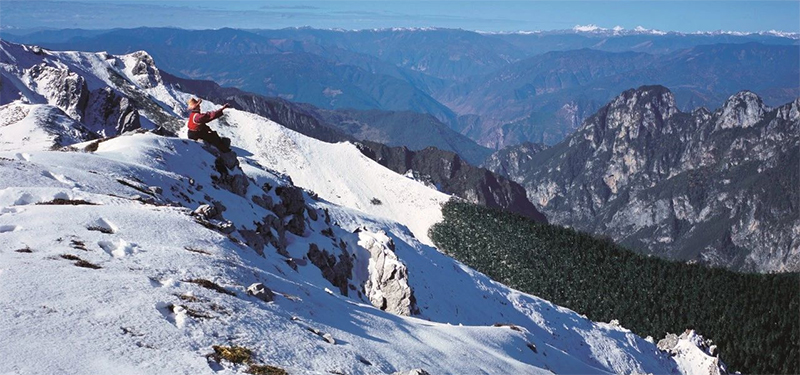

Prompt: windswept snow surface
[
  {"left": 0, "top": 40, "right": 719, "bottom": 375},
  {"left": 192, "top": 101, "right": 449, "bottom": 246},
  {"left": 0, "top": 133, "right": 684, "bottom": 375},
  {"left": 0, "top": 102, "right": 94, "bottom": 152}
]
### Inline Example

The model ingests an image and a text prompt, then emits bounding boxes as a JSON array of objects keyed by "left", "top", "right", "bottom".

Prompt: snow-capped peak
[{"left": 573, "top": 24, "right": 606, "bottom": 32}]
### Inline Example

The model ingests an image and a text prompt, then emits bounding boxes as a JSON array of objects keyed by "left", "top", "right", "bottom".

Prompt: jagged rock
[
  {"left": 286, "top": 215, "right": 305, "bottom": 237},
  {"left": 218, "top": 174, "right": 249, "bottom": 196},
  {"left": 275, "top": 186, "right": 306, "bottom": 216},
  {"left": 211, "top": 153, "right": 249, "bottom": 197},
  {"left": 307, "top": 243, "right": 352, "bottom": 296},
  {"left": 359, "top": 140, "right": 546, "bottom": 223},
  {"left": 358, "top": 229, "right": 419, "bottom": 316},
  {"left": 239, "top": 229, "right": 266, "bottom": 256},
  {"left": 218, "top": 151, "right": 239, "bottom": 170},
  {"left": 251, "top": 194, "right": 273, "bottom": 210},
  {"left": 116, "top": 98, "right": 141, "bottom": 134},
  {"left": 246, "top": 283, "right": 274, "bottom": 302},
  {"left": 193, "top": 204, "right": 219, "bottom": 220},
  {"left": 306, "top": 205, "right": 318, "bottom": 221},
  {"left": 215, "top": 221, "right": 235, "bottom": 235},
  {"left": 26, "top": 63, "right": 90, "bottom": 122},
  {"left": 717, "top": 91, "right": 766, "bottom": 129},
  {"left": 657, "top": 333, "right": 679, "bottom": 352},
  {"left": 269, "top": 185, "right": 307, "bottom": 236},
  {"left": 84, "top": 87, "right": 142, "bottom": 137},
  {"left": 127, "top": 51, "right": 162, "bottom": 89}
]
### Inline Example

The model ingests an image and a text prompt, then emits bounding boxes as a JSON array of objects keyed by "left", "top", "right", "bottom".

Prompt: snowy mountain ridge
[
  {"left": 0, "top": 40, "right": 723, "bottom": 374},
  {"left": 476, "top": 25, "right": 800, "bottom": 39}
]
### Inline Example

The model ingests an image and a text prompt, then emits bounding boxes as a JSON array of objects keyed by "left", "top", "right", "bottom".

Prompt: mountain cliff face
[
  {"left": 486, "top": 86, "right": 799, "bottom": 272},
  {"left": 0, "top": 41, "right": 183, "bottom": 136},
  {"left": 357, "top": 141, "right": 547, "bottom": 223}
]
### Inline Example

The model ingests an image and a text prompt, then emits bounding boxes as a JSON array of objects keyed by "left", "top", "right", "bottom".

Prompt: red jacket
[{"left": 187, "top": 108, "right": 224, "bottom": 131}]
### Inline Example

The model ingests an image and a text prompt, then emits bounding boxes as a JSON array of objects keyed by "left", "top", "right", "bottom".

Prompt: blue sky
[{"left": 2, "top": 1, "right": 799, "bottom": 33}]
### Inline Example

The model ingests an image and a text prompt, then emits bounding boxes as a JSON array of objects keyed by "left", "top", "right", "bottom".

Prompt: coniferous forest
[{"left": 429, "top": 200, "right": 799, "bottom": 374}]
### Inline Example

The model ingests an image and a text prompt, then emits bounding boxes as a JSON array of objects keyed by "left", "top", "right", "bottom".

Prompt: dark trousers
[{"left": 188, "top": 125, "right": 231, "bottom": 153}]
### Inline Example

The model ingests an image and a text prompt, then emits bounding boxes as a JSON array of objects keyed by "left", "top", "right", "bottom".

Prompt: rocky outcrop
[
  {"left": 307, "top": 242, "right": 353, "bottom": 296},
  {"left": 25, "top": 63, "right": 90, "bottom": 121},
  {"left": 357, "top": 141, "right": 547, "bottom": 223},
  {"left": 211, "top": 151, "right": 249, "bottom": 197},
  {"left": 484, "top": 86, "right": 800, "bottom": 272},
  {"left": 83, "top": 87, "right": 142, "bottom": 136},
  {"left": 246, "top": 283, "right": 274, "bottom": 303},
  {"left": 126, "top": 51, "right": 162, "bottom": 89},
  {"left": 658, "top": 330, "right": 727, "bottom": 375},
  {"left": 357, "top": 229, "right": 419, "bottom": 316}
]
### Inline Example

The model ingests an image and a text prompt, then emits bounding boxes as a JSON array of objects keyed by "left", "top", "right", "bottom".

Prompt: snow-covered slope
[
  {"left": 0, "top": 41, "right": 724, "bottom": 374},
  {"left": 0, "top": 102, "right": 95, "bottom": 152},
  {"left": 191, "top": 101, "right": 449, "bottom": 246},
  {"left": 0, "top": 133, "right": 679, "bottom": 375}
]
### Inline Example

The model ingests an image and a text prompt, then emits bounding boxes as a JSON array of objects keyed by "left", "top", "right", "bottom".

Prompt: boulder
[
  {"left": 358, "top": 230, "right": 419, "bottom": 316},
  {"left": 246, "top": 283, "right": 274, "bottom": 302}
]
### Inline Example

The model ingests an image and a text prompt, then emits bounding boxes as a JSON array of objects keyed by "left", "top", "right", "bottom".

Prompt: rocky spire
[{"left": 716, "top": 91, "right": 767, "bottom": 129}]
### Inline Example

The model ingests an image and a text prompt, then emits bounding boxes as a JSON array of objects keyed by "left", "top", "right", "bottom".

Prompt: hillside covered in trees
[{"left": 430, "top": 200, "right": 799, "bottom": 374}]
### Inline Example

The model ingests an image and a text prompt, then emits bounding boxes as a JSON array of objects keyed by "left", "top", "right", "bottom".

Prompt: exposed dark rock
[
  {"left": 307, "top": 243, "right": 353, "bottom": 296},
  {"left": 83, "top": 87, "right": 142, "bottom": 136},
  {"left": 273, "top": 185, "right": 307, "bottom": 236},
  {"left": 210, "top": 150, "right": 250, "bottom": 197},
  {"left": 251, "top": 194, "right": 273, "bottom": 210},
  {"left": 246, "top": 283, "right": 274, "bottom": 302}
]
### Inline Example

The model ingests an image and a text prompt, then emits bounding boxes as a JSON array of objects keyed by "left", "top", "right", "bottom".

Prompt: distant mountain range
[
  {"left": 484, "top": 85, "right": 799, "bottom": 273},
  {"left": 448, "top": 42, "right": 799, "bottom": 147},
  {"left": 3, "top": 27, "right": 797, "bottom": 150}
]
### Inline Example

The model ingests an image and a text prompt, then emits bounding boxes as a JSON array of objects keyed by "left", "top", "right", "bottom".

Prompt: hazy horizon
[{"left": 2, "top": 0, "right": 798, "bottom": 34}]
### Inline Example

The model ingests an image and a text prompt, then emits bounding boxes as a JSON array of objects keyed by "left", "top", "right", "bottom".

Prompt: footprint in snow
[
  {"left": 0, "top": 224, "right": 21, "bottom": 233},
  {"left": 0, "top": 207, "right": 24, "bottom": 216},
  {"left": 148, "top": 277, "right": 178, "bottom": 288},
  {"left": 99, "top": 239, "right": 139, "bottom": 258},
  {"left": 155, "top": 301, "right": 187, "bottom": 328},
  {"left": 14, "top": 153, "right": 30, "bottom": 162}
]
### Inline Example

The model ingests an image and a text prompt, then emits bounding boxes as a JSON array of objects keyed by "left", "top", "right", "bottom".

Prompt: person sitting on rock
[{"left": 186, "top": 97, "right": 232, "bottom": 153}]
